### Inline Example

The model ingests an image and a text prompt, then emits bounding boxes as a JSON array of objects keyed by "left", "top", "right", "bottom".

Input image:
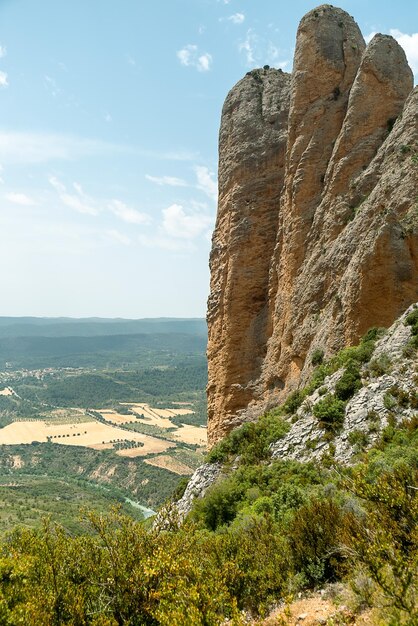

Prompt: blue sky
[{"left": 0, "top": 0, "right": 417, "bottom": 318}]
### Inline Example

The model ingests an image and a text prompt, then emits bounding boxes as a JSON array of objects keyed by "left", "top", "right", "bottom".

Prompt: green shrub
[
  {"left": 366, "top": 409, "right": 380, "bottom": 422},
  {"left": 171, "top": 476, "right": 189, "bottom": 501},
  {"left": 281, "top": 390, "right": 304, "bottom": 415},
  {"left": 191, "top": 477, "right": 244, "bottom": 530},
  {"left": 311, "top": 348, "right": 324, "bottom": 366},
  {"left": 361, "top": 327, "right": 386, "bottom": 343},
  {"left": 192, "top": 459, "right": 323, "bottom": 532},
  {"left": 1, "top": 512, "right": 241, "bottom": 626},
  {"left": 206, "top": 411, "right": 289, "bottom": 465},
  {"left": 389, "top": 384, "right": 410, "bottom": 408},
  {"left": 403, "top": 342, "right": 416, "bottom": 358},
  {"left": 334, "top": 360, "right": 362, "bottom": 401},
  {"left": 332, "top": 341, "right": 375, "bottom": 368},
  {"left": 252, "top": 495, "right": 274, "bottom": 515},
  {"left": 347, "top": 466, "right": 418, "bottom": 624},
  {"left": 272, "top": 483, "right": 306, "bottom": 519},
  {"left": 383, "top": 392, "right": 397, "bottom": 411},
  {"left": 302, "top": 326, "right": 384, "bottom": 401},
  {"left": 410, "top": 390, "right": 418, "bottom": 409},
  {"left": 304, "top": 364, "right": 331, "bottom": 396},
  {"left": 400, "top": 144, "right": 412, "bottom": 154},
  {"left": 312, "top": 394, "right": 346, "bottom": 433},
  {"left": 213, "top": 515, "right": 289, "bottom": 616},
  {"left": 405, "top": 308, "right": 418, "bottom": 351},
  {"left": 348, "top": 429, "right": 369, "bottom": 450},
  {"left": 368, "top": 353, "right": 393, "bottom": 377},
  {"left": 288, "top": 498, "right": 351, "bottom": 585},
  {"left": 405, "top": 307, "right": 418, "bottom": 331}
]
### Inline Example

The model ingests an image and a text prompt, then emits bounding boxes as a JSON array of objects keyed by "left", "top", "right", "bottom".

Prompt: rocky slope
[
  {"left": 269, "top": 304, "right": 417, "bottom": 464},
  {"left": 208, "top": 4, "right": 417, "bottom": 445},
  {"left": 178, "top": 303, "right": 418, "bottom": 515}
]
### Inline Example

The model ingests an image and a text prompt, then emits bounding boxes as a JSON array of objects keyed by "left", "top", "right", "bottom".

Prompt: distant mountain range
[
  {"left": 0, "top": 317, "right": 207, "bottom": 338},
  {"left": 0, "top": 317, "right": 207, "bottom": 369}
]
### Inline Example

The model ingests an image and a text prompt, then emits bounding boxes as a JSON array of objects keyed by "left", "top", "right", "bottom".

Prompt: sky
[{"left": 0, "top": 0, "right": 417, "bottom": 319}]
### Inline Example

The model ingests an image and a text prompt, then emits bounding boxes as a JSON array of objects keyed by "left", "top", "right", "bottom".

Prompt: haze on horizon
[{"left": 0, "top": 0, "right": 417, "bottom": 319}]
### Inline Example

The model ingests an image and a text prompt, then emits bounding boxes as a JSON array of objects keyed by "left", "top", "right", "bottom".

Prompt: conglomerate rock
[{"left": 207, "top": 4, "right": 416, "bottom": 445}]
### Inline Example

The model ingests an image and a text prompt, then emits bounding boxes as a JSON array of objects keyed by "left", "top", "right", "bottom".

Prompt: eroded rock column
[{"left": 207, "top": 68, "right": 290, "bottom": 444}]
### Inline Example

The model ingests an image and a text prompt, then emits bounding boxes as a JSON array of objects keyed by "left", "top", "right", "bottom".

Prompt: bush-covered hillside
[{"left": 0, "top": 346, "right": 416, "bottom": 624}]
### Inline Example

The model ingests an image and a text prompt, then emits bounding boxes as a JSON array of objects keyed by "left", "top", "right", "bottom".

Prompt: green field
[{"left": 0, "top": 317, "right": 208, "bottom": 534}]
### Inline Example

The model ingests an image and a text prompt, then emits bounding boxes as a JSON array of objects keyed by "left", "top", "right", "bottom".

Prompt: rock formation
[
  {"left": 180, "top": 302, "right": 418, "bottom": 516},
  {"left": 269, "top": 304, "right": 418, "bottom": 465},
  {"left": 207, "top": 4, "right": 417, "bottom": 445}
]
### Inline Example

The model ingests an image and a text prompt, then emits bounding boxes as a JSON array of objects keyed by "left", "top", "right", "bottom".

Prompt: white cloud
[
  {"left": 44, "top": 74, "right": 60, "bottom": 97},
  {"left": 5, "top": 192, "right": 35, "bottom": 206},
  {"left": 239, "top": 29, "right": 257, "bottom": 66},
  {"left": 146, "top": 167, "right": 217, "bottom": 201},
  {"left": 158, "top": 149, "right": 199, "bottom": 161},
  {"left": 49, "top": 177, "right": 99, "bottom": 216},
  {"left": 108, "top": 199, "right": 150, "bottom": 225},
  {"left": 224, "top": 13, "right": 245, "bottom": 24},
  {"left": 145, "top": 174, "right": 188, "bottom": 187},
  {"left": 138, "top": 203, "right": 215, "bottom": 251},
  {"left": 195, "top": 166, "right": 217, "bottom": 201},
  {"left": 48, "top": 176, "right": 66, "bottom": 194},
  {"left": 389, "top": 29, "right": 418, "bottom": 76},
  {"left": 106, "top": 229, "right": 131, "bottom": 246},
  {"left": 364, "top": 31, "right": 377, "bottom": 44},
  {"left": 238, "top": 29, "right": 289, "bottom": 69},
  {"left": 177, "top": 44, "right": 213, "bottom": 72},
  {"left": 0, "top": 46, "right": 6, "bottom": 58},
  {"left": 0, "top": 71, "right": 8, "bottom": 87},
  {"left": 162, "top": 203, "right": 213, "bottom": 239},
  {"left": 104, "top": 112, "right": 112, "bottom": 123},
  {"left": 266, "top": 43, "right": 290, "bottom": 70},
  {"left": 197, "top": 53, "right": 212, "bottom": 72},
  {"left": 177, "top": 45, "right": 195, "bottom": 66},
  {"left": 60, "top": 193, "right": 98, "bottom": 216},
  {"left": 49, "top": 176, "right": 151, "bottom": 224},
  {"left": 145, "top": 196, "right": 213, "bottom": 251}
]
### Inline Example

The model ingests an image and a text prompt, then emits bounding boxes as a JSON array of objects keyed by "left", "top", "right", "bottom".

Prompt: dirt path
[{"left": 256, "top": 593, "right": 373, "bottom": 625}]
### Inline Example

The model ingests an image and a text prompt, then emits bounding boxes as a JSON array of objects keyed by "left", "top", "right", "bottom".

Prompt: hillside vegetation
[{"left": 0, "top": 329, "right": 416, "bottom": 625}]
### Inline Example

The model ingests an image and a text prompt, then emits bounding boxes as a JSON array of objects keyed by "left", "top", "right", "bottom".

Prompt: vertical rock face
[
  {"left": 207, "top": 68, "right": 291, "bottom": 441},
  {"left": 207, "top": 4, "right": 417, "bottom": 445}
]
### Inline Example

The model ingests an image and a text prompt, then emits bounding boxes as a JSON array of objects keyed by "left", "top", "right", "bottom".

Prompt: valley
[{"left": 0, "top": 317, "right": 208, "bottom": 533}]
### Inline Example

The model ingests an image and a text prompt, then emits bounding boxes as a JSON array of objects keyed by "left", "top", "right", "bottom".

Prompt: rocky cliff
[
  {"left": 207, "top": 4, "right": 418, "bottom": 445},
  {"left": 179, "top": 303, "right": 418, "bottom": 517}
]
